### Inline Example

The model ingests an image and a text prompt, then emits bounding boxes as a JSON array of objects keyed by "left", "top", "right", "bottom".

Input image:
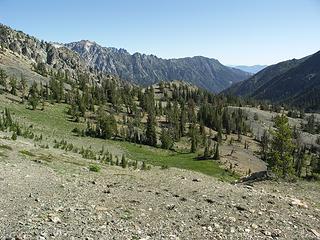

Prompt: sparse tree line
[
  {"left": 53, "top": 139, "right": 150, "bottom": 171},
  {"left": 0, "top": 106, "right": 151, "bottom": 171},
  {"left": 1, "top": 67, "right": 251, "bottom": 156},
  {"left": 259, "top": 115, "right": 320, "bottom": 180},
  {"left": 0, "top": 108, "right": 42, "bottom": 141},
  {"left": 2, "top": 67, "right": 320, "bottom": 180}
]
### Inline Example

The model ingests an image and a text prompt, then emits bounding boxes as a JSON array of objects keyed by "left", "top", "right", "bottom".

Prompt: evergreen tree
[
  {"left": 189, "top": 123, "right": 199, "bottom": 153},
  {"left": 179, "top": 103, "right": 187, "bottom": 137},
  {"left": 96, "top": 107, "right": 118, "bottom": 139},
  {"left": 34, "top": 62, "right": 47, "bottom": 76},
  {"left": 19, "top": 74, "right": 28, "bottom": 102},
  {"left": 203, "top": 139, "right": 211, "bottom": 159},
  {"left": 260, "top": 130, "right": 269, "bottom": 161},
  {"left": 160, "top": 128, "right": 174, "bottom": 149},
  {"left": 0, "top": 68, "right": 8, "bottom": 89},
  {"left": 28, "top": 82, "right": 39, "bottom": 110},
  {"left": 213, "top": 143, "right": 220, "bottom": 160},
  {"left": 9, "top": 76, "right": 17, "bottom": 95},
  {"left": 268, "top": 115, "right": 295, "bottom": 178},
  {"left": 294, "top": 148, "right": 307, "bottom": 177},
  {"left": 145, "top": 111, "right": 157, "bottom": 147},
  {"left": 121, "top": 155, "right": 127, "bottom": 168}
]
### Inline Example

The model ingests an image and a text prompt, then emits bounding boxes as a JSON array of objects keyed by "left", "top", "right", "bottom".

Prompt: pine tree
[
  {"left": 9, "top": 76, "right": 17, "bottom": 95},
  {"left": 294, "top": 148, "right": 307, "bottom": 177},
  {"left": 96, "top": 107, "right": 118, "bottom": 139},
  {"left": 203, "top": 139, "right": 211, "bottom": 159},
  {"left": 189, "top": 123, "right": 199, "bottom": 153},
  {"left": 179, "top": 103, "right": 187, "bottom": 137},
  {"left": 28, "top": 82, "right": 39, "bottom": 110},
  {"left": 268, "top": 115, "right": 295, "bottom": 178},
  {"left": 145, "top": 111, "right": 157, "bottom": 147},
  {"left": 20, "top": 74, "right": 27, "bottom": 103},
  {"left": 0, "top": 68, "right": 8, "bottom": 89},
  {"left": 121, "top": 155, "right": 127, "bottom": 168},
  {"left": 213, "top": 143, "right": 220, "bottom": 160},
  {"left": 260, "top": 130, "right": 269, "bottom": 161},
  {"left": 160, "top": 128, "right": 174, "bottom": 149}
]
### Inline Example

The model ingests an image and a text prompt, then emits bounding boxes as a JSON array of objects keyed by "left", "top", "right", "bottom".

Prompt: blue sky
[{"left": 1, "top": 0, "right": 320, "bottom": 65}]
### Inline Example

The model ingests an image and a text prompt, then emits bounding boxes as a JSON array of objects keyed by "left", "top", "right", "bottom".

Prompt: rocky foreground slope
[{"left": 0, "top": 136, "right": 320, "bottom": 240}]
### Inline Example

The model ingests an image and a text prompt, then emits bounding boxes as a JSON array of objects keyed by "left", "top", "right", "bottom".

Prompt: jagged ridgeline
[
  {"left": 0, "top": 23, "right": 125, "bottom": 88},
  {"left": 65, "top": 40, "right": 251, "bottom": 92},
  {"left": 0, "top": 24, "right": 251, "bottom": 94}
]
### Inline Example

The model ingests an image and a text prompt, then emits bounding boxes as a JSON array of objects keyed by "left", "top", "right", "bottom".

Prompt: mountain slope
[
  {"left": 223, "top": 52, "right": 320, "bottom": 111},
  {"left": 66, "top": 41, "right": 251, "bottom": 92},
  {"left": 0, "top": 24, "right": 122, "bottom": 87}
]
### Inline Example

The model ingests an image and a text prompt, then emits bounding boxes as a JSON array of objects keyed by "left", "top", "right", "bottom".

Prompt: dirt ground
[{"left": 1, "top": 136, "right": 319, "bottom": 240}]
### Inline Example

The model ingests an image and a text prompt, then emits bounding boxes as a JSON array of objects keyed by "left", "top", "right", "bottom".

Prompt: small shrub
[
  {"left": 0, "top": 144, "right": 13, "bottom": 150},
  {"left": 121, "top": 155, "right": 127, "bottom": 168},
  {"left": 134, "top": 160, "right": 138, "bottom": 170},
  {"left": 11, "top": 132, "right": 17, "bottom": 140},
  {"left": 19, "top": 150, "right": 35, "bottom": 157},
  {"left": 141, "top": 161, "right": 147, "bottom": 170},
  {"left": 161, "top": 165, "right": 169, "bottom": 170},
  {"left": 89, "top": 164, "right": 101, "bottom": 172}
]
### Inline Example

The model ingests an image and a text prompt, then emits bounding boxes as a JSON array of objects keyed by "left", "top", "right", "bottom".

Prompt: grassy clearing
[
  {"left": 117, "top": 141, "right": 237, "bottom": 181},
  {"left": 0, "top": 96, "right": 236, "bottom": 181},
  {"left": 0, "top": 98, "right": 83, "bottom": 138}
]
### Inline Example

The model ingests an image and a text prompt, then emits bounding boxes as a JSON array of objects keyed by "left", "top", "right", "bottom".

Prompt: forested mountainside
[
  {"left": 224, "top": 51, "right": 320, "bottom": 111},
  {"left": 66, "top": 40, "right": 251, "bottom": 92}
]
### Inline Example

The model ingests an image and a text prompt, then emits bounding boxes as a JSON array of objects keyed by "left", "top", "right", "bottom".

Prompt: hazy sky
[{"left": 1, "top": 0, "right": 320, "bottom": 65}]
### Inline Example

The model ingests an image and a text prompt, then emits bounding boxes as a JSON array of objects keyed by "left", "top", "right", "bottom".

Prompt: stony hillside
[
  {"left": 0, "top": 24, "right": 121, "bottom": 86},
  {"left": 65, "top": 40, "right": 251, "bottom": 92},
  {"left": 1, "top": 132, "right": 320, "bottom": 240}
]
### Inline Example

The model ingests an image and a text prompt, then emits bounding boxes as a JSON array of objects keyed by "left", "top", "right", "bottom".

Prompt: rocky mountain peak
[{"left": 65, "top": 41, "right": 251, "bottom": 92}]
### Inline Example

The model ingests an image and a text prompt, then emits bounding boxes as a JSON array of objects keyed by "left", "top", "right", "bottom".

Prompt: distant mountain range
[
  {"left": 0, "top": 22, "right": 252, "bottom": 93},
  {"left": 2, "top": 23, "right": 319, "bottom": 111},
  {"left": 230, "top": 65, "right": 267, "bottom": 74},
  {"left": 65, "top": 40, "right": 251, "bottom": 92},
  {"left": 224, "top": 51, "right": 320, "bottom": 111}
]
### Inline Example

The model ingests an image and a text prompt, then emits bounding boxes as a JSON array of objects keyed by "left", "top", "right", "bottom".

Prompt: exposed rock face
[
  {"left": 0, "top": 24, "right": 122, "bottom": 86},
  {"left": 66, "top": 40, "right": 251, "bottom": 92},
  {"left": 0, "top": 24, "right": 250, "bottom": 92},
  {"left": 0, "top": 24, "right": 87, "bottom": 74}
]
